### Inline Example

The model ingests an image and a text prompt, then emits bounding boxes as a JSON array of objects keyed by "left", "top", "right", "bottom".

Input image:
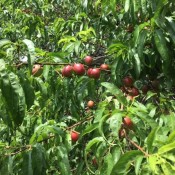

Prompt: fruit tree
[{"left": 0, "top": 0, "right": 175, "bottom": 174}]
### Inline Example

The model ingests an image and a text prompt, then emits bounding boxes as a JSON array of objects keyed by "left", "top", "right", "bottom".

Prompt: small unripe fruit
[
  {"left": 73, "top": 63, "right": 85, "bottom": 75},
  {"left": 123, "top": 117, "right": 133, "bottom": 129},
  {"left": 100, "top": 64, "right": 109, "bottom": 70},
  {"left": 122, "top": 77, "right": 133, "bottom": 87},
  {"left": 130, "top": 87, "right": 139, "bottom": 96},
  {"left": 87, "top": 100, "right": 94, "bottom": 108},
  {"left": 32, "top": 64, "right": 43, "bottom": 77},
  {"left": 119, "top": 128, "right": 126, "bottom": 138},
  {"left": 84, "top": 56, "right": 93, "bottom": 65},
  {"left": 90, "top": 68, "right": 101, "bottom": 79},
  {"left": 92, "top": 158, "right": 97, "bottom": 166},
  {"left": 71, "top": 130, "right": 79, "bottom": 142},
  {"left": 62, "top": 65, "right": 73, "bottom": 77}
]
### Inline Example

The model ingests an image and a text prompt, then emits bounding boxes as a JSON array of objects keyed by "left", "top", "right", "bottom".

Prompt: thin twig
[
  {"left": 4, "top": 116, "right": 94, "bottom": 156},
  {"left": 5, "top": 145, "right": 32, "bottom": 156},
  {"left": 66, "top": 116, "right": 94, "bottom": 130},
  {"left": 126, "top": 136, "right": 149, "bottom": 157}
]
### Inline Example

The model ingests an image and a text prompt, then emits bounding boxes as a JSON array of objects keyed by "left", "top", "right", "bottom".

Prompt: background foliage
[{"left": 0, "top": 0, "right": 175, "bottom": 174}]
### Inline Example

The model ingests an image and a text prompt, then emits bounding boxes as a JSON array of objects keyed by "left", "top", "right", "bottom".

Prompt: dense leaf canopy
[{"left": 0, "top": 0, "right": 175, "bottom": 174}]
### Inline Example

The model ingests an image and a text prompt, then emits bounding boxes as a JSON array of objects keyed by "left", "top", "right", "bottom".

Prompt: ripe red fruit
[
  {"left": 73, "top": 63, "right": 85, "bottom": 75},
  {"left": 71, "top": 131, "right": 79, "bottom": 142},
  {"left": 130, "top": 87, "right": 139, "bottom": 96},
  {"left": 90, "top": 68, "right": 101, "bottom": 79},
  {"left": 87, "top": 100, "right": 94, "bottom": 108},
  {"left": 141, "top": 85, "right": 149, "bottom": 94},
  {"left": 123, "top": 117, "right": 133, "bottom": 129},
  {"left": 87, "top": 68, "right": 93, "bottom": 78},
  {"left": 62, "top": 65, "right": 73, "bottom": 77},
  {"left": 100, "top": 64, "right": 109, "bottom": 70},
  {"left": 84, "top": 56, "right": 93, "bottom": 65},
  {"left": 122, "top": 77, "right": 133, "bottom": 87}
]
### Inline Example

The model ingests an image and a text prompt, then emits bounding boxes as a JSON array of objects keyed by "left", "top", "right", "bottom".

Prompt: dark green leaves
[
  {"left": 0, "top": 60, "right": 25, "bottom": 126},
  {"left": 111, "top": 150, "right": 143, "bottom": 175},
  {"left": 154, "top": 29, "right": 170, "bottom": 75},
  {"left": 22, "top": 144, "right": 47, "bottom": 175},
  {"left": 101, "top": 82, "right": 127, "bottom": 106}
]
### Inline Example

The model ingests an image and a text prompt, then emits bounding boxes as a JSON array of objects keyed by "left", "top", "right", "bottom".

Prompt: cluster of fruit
[
  {"left": 62, "top": 56, "right": 109, "bottom": 79},
  {"left": 121, "top": 76, "right": 160, "bottom": 99},
  {"left": 121, "top": 76, "right": 139, "bottom": 98}
]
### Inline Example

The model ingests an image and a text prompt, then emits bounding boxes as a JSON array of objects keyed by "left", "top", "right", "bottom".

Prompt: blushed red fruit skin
[
  {"left": 130, "top": 87, "right": 139, "bottom": 96},
  {"left": 92, "top": 158, "right": 97, "bottom": 166},
  {"left": 62, "top": 65, "right": 73, "bottom": 77},
  {"left": 87, "top": 68, "right": 93, "bottom": 77},
  {"left": 90, "top": 68, "right": 101, "bottom": 79},
  {"left": 84, "top": 56, "right": 93, "bottom": 65},
  {"left": 32, "top": 64, "right": 42, "bottom": 76},
  {"left": 119, "top": 128, "right": 125, "bottom": 138},
  {"left": 73, "top": 63, "right": 85, "bottom": 75},
  {"left": 122, "top": 77, "right": 133, "bottom": 87},
  {"left": 142, "top": 85, "right": 149, "bottom": 94},
  {"left": 87, "top": 100, "right": 94, "bottom": 108},
  {"left": 127, "top": 95, "right": 134, "bottom": 101},
  {"left": 71, "top": 131, "right": 79, "bottom": 142},
  {"left": 100, "top": 64, "right": 109, "bottom": 70},
  {"left": 123, "top": 117, "right": 133, "bottom": 129}
]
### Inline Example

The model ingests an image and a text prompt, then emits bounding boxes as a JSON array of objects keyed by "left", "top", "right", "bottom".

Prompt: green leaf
[
  {"left": 22, "top": 151, "right": 33, "bottom": 175},
  {"left": 18, "top": 72, "right": 35, "bottom": 110},
  {"left": 147, "top": 127, "right": 160, "bottom": 153},
  {"left": 85, "top": 137, "right": 104, "bottom": 153},
  {"left": 108, "top": 112, "right": 123, "bottom": 138},
  {"left": 85, "top": 137, "right": 104, "bottom": 174},
  {"left": 30, "top": 121, "right": 63, "bottom": 144},
  {"left": 0, "top": 39, "right": 12, "bottom": 48},
  {"left": 137, "top": 30, "right": 147, "bottom": 61},
  {"left": 101, "top": 153, "right": 114, "bottom": 175},
  {"left": 22, "top": 39, "right": 36, "bottom": 72},
  {"left": 161, "top": 161, "right": 175, "bottom": 175},
  {"left": 81, "top": 123, "right": 98, "bottom": 136},
  {"left": 57, "top": 146, "right": 71, "bottom": 175},
  {"left": 158, "top": 141, "right": 175, "bottom": 154},
  {"left": 124, "top": 0, "right": 130, "bottom": 12},
  {"left": 135, "top": 156, "right": 144, "bottom": 175},
  {"left": 133, "top": 53, "right": 141, "bottom": 78},
  {"left": 0, "top": 67, "right": 25, "bottom": 126},
  {"left": 31, "top": 144, "right": 47, "bottom": 175},
  {"left": 111, "top": 150, "right": 143, "bottom": 175},
  {"left": 167, "top": 130, "right": 175, "bottom": 143},
  {"left": 154, "top": 29, "right": 170, "bottom": 75},
  {"left": 101, "top": 82, "right": 127, "bottom": 106},
  {"left": 148, "top": 155, "right": 162, "bottom": 174}
]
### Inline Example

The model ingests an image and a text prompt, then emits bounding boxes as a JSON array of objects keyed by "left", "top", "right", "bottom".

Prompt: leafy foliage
[{"left": 0, "top": 0, "right": 175, "bottom": 174}]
